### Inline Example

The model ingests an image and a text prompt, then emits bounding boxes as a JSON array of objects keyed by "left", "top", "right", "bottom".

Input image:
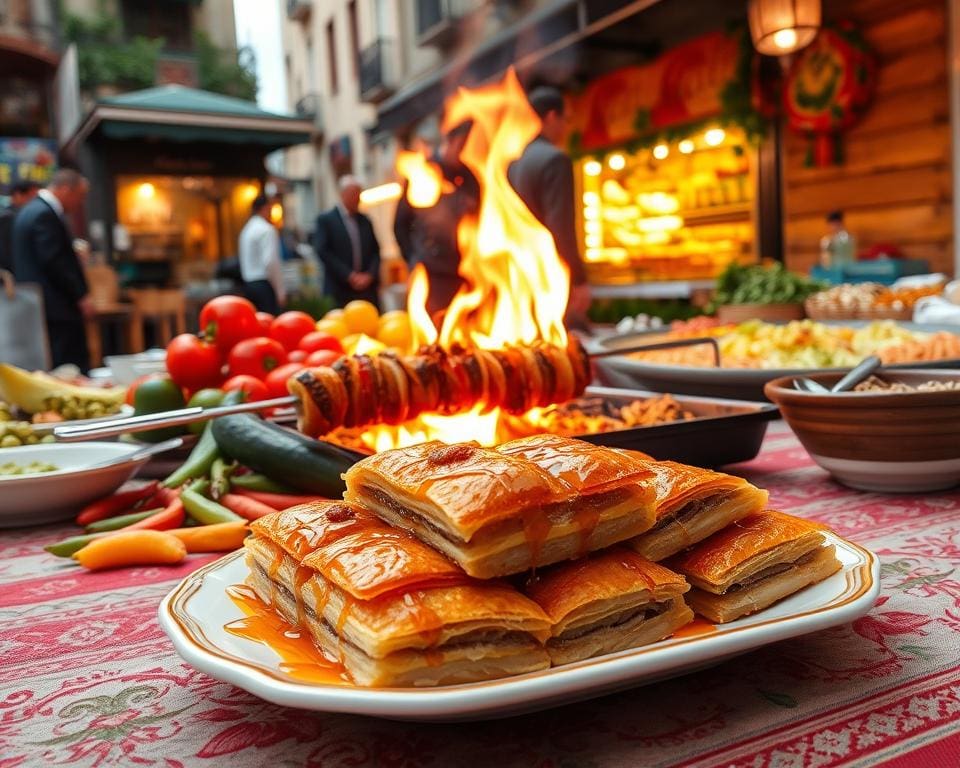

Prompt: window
[
  {"left": 326, "top": 19, "right": 338, "bottom": 95},
  {"left": 347, "top": 1, "right": 360, "bottom": 79},
  {"left": 121, "top": 0, "right": 192, "bottom": 51}
]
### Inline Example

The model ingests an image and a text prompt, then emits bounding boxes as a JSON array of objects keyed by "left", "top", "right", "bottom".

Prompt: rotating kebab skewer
[{"left": 53, "top": 336, "right": 721, "bottom": 443}]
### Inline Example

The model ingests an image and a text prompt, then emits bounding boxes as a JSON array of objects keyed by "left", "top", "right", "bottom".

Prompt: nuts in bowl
[{"left": 764, "top": 369, "right": 960, "bottom": 493}]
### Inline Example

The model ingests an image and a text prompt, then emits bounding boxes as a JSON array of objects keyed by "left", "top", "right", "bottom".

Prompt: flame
[
  {"left": 364, "top": 68, "right": 575, "bottom": 450},
  {"left": 396, "top": 150, "right": 452, "bottom": 208}
]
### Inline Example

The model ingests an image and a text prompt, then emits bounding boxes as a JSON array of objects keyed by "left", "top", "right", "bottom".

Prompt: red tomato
[
  {"left": 256, "top": 311, "right": 274, "bottom": 334},
  {"left": 287, "top": 349, "right": 308, "bottom": 363},
  {"left": 270, "top": 311, "right": 318, "bottom": 351},
  {"left": 199, "top": 296, "right": 259, "bottom": 354},
  {"left": 227, "top": 336, "right": 287, "bottom": 379},
  {"left": 298, "top": 331, "right": 344, "bottom": 354},
  {"left": 222, "top": 374, "right": 270, "bottom": 402},
  {"left": 165, "top": 334, "right": 223, "bottom": 391},
  {"left": 125, "top": 372, "right": 168, "bottom": 406},
  {"left": 305, "top": 349, "right": 342, "bottom": 367},
  {"left": 265, "top": 362, "right": 305, "bottom": 399}
]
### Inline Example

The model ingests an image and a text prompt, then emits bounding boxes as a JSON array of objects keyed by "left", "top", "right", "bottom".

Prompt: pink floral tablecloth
[{"left": 3, "top": 422, "right": 959, "bottom": 768}]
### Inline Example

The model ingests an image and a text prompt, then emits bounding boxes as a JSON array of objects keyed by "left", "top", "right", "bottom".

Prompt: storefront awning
[{"left": 61, "top": 85, "right": 313, "bottom": 157}]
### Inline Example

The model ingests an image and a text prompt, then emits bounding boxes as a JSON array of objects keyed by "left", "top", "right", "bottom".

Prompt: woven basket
[{"left": 716, "top": 303, "right": 806, "bottom": 324}]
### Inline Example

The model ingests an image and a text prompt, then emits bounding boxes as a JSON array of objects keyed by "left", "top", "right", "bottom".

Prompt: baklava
[
  {"left": 245, "top": 501, "right": 552, "bottom": 687},
  {"left": 670, "top": 510, "right": 842, "bottom": 623},
  {"left": 344, "top": 437, "right": 657, "bottom": 578},
  {"left": 525, "top": 547, "right": 693, "bottom": 665},
  {"left": 626, "top": 457, "right": 768, "bottom": 561}
]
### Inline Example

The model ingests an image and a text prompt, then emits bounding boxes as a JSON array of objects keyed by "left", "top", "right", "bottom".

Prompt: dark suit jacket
[
  {"left": 507, "top": 136, "right": 587, "bottom": 285},
  {"left": 11, "top": 196, "right": 88, "bottom": 325},
  {"left": 314, "top": 206, "right": 380, "bottom": 307},
  {"left": 0, "top": 206, "right": 15, "bottom": 273}
]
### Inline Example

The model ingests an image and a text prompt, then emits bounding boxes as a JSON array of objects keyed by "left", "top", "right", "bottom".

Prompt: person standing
[
  {"left": 508, "top": 86, "right": 591, "bottom": 326},
  {"left": 315, "top": 176, "right": 380, "bottom": 308},
  {"left": 394, "top": 122, "right": 480, "bottom": 315},
  {"left": 0, "top": 181, "right": 39, "bottom": 273},
  {"left": 11, "top": 169, "right": 92, "bottom": 371},
  {"left": 238, "top": 194, "right": 285, "bottom": 314}
]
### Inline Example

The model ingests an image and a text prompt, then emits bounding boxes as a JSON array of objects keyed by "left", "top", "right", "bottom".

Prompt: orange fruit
[
  {"left": 342, "top": 300, "right": 380, "bottom": 336},
  {"left": 315, "top": 317, "right": 350, "bottom": 339}
]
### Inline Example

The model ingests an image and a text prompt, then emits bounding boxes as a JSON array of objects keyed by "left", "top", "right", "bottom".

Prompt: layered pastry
[
  {"left": 626, "top": 457, "right": 768, "bottom": 562},
  {"left": 669, "top": 510, "right": 842, "bottom": 623},
  {"left": 245, "top": 501, "right": 552, "bottom": 687},
  {"left": 344, "top": 437, "right": 657, "bottom": 579},
  {"left": 525, "top": 547, "right": 693, "bottom": 665}
]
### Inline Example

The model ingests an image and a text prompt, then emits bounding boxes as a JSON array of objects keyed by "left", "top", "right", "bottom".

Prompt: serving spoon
[{"left": 793, "top": 355, "right": 882, "bottom": 394}]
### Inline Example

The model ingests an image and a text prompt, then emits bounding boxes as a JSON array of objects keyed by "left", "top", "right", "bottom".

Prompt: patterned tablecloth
[{"left": 3, "top": 421, "right": 959, "bottom": 768}]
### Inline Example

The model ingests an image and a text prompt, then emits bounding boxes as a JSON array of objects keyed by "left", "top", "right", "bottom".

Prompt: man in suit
[
  {"left": 0, "top": 181, "right": 39, "bottom": 273},
  {"left": 393, "top": 122, "right": 480, "bottom": 315},
  {"left": 507, "top": 86, "right": 591, "bottom": 328},
  {"left": 315, "top": 176, "right": 380, "bottom": 308},
  {"left": 11, "top": 169, "right": 92, "bottom": 371}
]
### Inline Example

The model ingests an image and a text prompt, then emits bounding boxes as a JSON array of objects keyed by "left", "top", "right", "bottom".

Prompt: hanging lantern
[{"left": 748, "top": 0, "right": 821, "bottom": 56}]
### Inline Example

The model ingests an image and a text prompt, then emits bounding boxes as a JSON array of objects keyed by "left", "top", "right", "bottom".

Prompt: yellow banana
[{"left": 0, "top": 364, "right": 126, "bottom": 413}]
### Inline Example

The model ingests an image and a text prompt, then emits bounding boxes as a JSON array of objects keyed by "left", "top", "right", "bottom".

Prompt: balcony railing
[
  {"left": 416, "top": 0, "right": 476, "bottom": 47},
  {"left": 286, "top": 0, "right": 312, "bottom": 22},
  {"left": 0, "top": 0, "right": 59, "bottom": 53},
  {"left": 359, "top": 38, "right": 397, "bottom": 104},
  {"left": 295, "top": 92, "right": 325, "bottom": 135}
]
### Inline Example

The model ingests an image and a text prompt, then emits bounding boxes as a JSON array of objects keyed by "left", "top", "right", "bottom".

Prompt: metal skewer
[
  {"left": 53, "top": 396, "right": 297, "bottom": 442},
  {"left": 588, "top": 336, "right": 722, "bottom": 367}
]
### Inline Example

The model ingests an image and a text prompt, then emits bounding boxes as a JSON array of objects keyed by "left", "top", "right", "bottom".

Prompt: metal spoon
[
  {"left": 86, "top": 436, "right": 185, "bottom": 469},
  {"left": 792, "top": 355, "right": 882, "bottom": 394}
]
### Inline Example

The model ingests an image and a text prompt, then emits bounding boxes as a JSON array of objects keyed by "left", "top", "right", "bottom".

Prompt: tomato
[
  {"left": 264, "top": 362, "right": 305, "bottom": 399},
  {"left": 185, "top": 388, "right": 225, "bottom": 435},
  {"left": 227, "top": 336, "right": 287, "bottom": 379},
  {"left": 305, "top": 349, "right": 342, "bottom": 367},
  {"left": 256, "top": 311, "right": 274, "bottom": 334},
  {"left": 132, "top": 376, "right": 187, "bottom": 442},
  {"left": 199, "top": 296, "right": 260, "bottom": 354},
  {"left": 125, "top": 372, "right": 166, "bottom": 406},
  {"left": 298, "top": 331, "right": 344, "bottom": 354},
  {"left": 222, "top": 374, "right": 269, "bottom": 402},
  {"left": 287, "top": 349, "right": 308, "bottom": 363},
  {"left": 165, "top": 334, "right": 223, "bottom": 391},
  {"left": 270, "top": 311, "right": 318, "bottom": 351}
]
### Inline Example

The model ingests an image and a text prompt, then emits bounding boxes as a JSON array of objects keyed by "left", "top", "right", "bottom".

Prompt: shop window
[{"left": 121, "top": 0, "right": 192, "bottom": 51}]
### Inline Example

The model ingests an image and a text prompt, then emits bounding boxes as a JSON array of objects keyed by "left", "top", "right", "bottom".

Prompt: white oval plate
[
  {"left": 159, "top": 533, "right": 879, "bottom": 721},
  {"left": 0, "top": 442, "right": 152, "bottom": 527}
]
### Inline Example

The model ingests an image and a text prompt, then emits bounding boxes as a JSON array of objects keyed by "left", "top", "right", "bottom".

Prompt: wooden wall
[{"left": 781, "top": 0, "right": 953, "bottom": 275}]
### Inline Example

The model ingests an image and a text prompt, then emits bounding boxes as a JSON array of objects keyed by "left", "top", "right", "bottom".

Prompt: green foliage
[
  {"left": 64, "top": 8, "right": 162, "bottom": 91},
  {"left": 195, "top": 31, "right": 258, "bottom": 102},
  {"left": 588, "top": 298, "right": 699, "bottom": 324},
  {"left": 284, "top": 290, "right": 336, "bottom": 320},
  {"left": 707, "top": 262, "right": 826, "bottom": 312}
]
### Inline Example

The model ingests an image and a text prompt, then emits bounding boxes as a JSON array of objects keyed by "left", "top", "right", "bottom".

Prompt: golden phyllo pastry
[
  {"left": 245, "top": 501, "right": 551, "bottom": 687},
  {"left": 525, "top": 547, "right": 693, "bottom": 665},
  {"left": 669, "top": 510, "right": 842, "bottom": 623},
  {"left": 625, "top": 457, "right": 768, "bottom": 562},
  {"left": 344, "top": 437, "right": 658, "bottom": 578}
]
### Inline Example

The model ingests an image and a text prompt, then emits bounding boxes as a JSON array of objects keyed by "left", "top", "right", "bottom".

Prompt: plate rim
[{"left": 159, "top": 534, "right": 879, "bottom": 718}]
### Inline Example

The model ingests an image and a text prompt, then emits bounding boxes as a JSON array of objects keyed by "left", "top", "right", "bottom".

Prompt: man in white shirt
[{"left": 238, "top": 194, "right": 285, "bottom": 313}]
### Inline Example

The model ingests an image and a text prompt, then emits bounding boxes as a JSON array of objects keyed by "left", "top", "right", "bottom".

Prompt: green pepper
[
  {"left": 230, "top": 472, "right": 295, "bottom": 493},
  {"left": 163, "top": 425, "right": 219, "bottom": 489},
  {"left": 85, "top": 507, "right": 163, "bottom": 533},
  {"left": 210, "top": 457, "right": 235, "bottom": 500},
  {"left": 182, "top": 485, "right": 243, "bottom": 524},
  {"left": 45, "top": 532, "right": 108, "bottom": 558}
]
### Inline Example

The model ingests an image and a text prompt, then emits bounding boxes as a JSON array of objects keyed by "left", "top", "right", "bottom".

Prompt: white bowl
[
  {"left": 0, "top": 442, "right": 153, "bottom": 528},
  {"left": 105, "top": 350, "right": 167, "bottom": 386}
]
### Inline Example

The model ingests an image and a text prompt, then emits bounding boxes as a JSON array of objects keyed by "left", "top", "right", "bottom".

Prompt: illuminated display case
[{"left": 578, "top": 126, "right": 758, "bottom": 284}]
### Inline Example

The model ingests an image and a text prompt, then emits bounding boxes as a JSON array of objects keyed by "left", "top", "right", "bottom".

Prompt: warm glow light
[
  {"left": 137, "top": 182, "right": 156, "bottom": 199},
  {"left": 584, "top": 160, "right": 602, "bottom": 176},
  {"left": 360, "top": 182, "right": 403, "bottom": 206},
  {"left": 638, "top": 192, "right": 680, "bottom": 215},
  {"left": 582, "top": 191, "right": 599, "bottom": 205},
  {"left": 607, "top": 154, "right": 625, "bottom": 171},
  {"left": 585, "top": 234, "right": 601, "bottom": 247},
  {"left": 269, "top": 203, "right": 283, "bottom": 225},
  {"left": 584, "top": 207, "right": 599, "bottom": 221},
  {"left": 773, "top": 28, "right": 799, "bottom": 49},
  {"left": 652, "top": 144, "right": 669, "bottom": 160},
  {"left": 678, "top": 139, "right": 695, "bottom": 154},
  {"left": 396, "top": 151, "right": 452, "bottom": 208},
  {"left": 704, "top": 128, "right": 726, "bottom": 147},
  {"left": 238, "top": 182, "right": 259, "bottom": 202},
  {"left": 638, "top": 215, "right": 683, "bottom": 233},
  {"left": 351, "top": 333, "right": 387, "bottom": 356},
  {"left": 584, "top": 220, "right": 601, "bottom": 234}
]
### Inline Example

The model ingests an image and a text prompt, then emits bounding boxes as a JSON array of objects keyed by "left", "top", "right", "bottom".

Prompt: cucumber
[{"left": 210, "top": 413, "right": 360, "bottom": 497}]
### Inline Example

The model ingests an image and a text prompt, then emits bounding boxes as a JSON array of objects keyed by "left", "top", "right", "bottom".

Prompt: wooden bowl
[
  {"left": 716, "top": 303, "right": 805, "bottom": 324},
  {"left": 764, "top": 370, "right": 960, "bottom": 492}
]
